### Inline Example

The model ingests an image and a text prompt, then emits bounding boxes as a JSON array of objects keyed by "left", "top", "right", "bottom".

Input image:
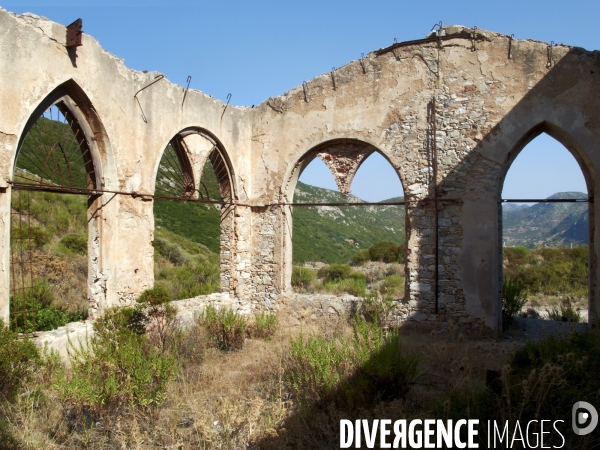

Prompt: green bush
[
  {"left": 59, "top": 233, "right": 87, "bottom": 255},
  {"left": 138, "top": 285, "right": 178, "bottom": 352},
  {"left": 322, "top": 276, "right": 367, "bottom": 297},
  {"left": 138, "top": 284, "right": 171, "bottom": 306},
  {"left": 0, "top": 320, "right": 42, "bottom": 401},
  {"left": 291, "top": 266, "right": 315, "bottom": 289},
  {"left": 504, "top": 246, "right": 588, "bottom": 297},
  {"left": 11, "top": 225, "right": 51, "bottom": 248},
  {"left": 252, "top": 310, "right": 278, "bottom": 339},
  {"left": 154, "top": 237, "right": 189, "bottom": 266},
  {"left": 369, "top": 241, "right": 401, "bottom": 263},
  {"left": 502, "top": 277, "right": 527, "bottom": 329},
  {"left": 10, "top": 278, "right": 85, "bottom": 333},
  {"left": 381, "top": 274, "right": 404, "bottom": 297},
  {"left": 157, "top": 262, "right": 220, "bottom": 300},
  {"left": 58, "top": 307, "right": 179, "bottom": 412},
  {"left": 285, "top": 315, "right": 418, "bottom": 411},
  {"left": 503, "top": 246, "right": 530, "bottom": 264},
  {"left": 351, "top": 249, "right": 370, "bottom": 265},
  {"left": 358, "top": 293, "right": 398, "bottom": 325},
  {"left": 94, "top": 306, "right": 147, "bottom": 338},
  {"left": 198, "top": 304, "right": 247, "bottom": 351},
  {"left": 318, "top": 263, "right": 352, "bottom": 281},
  {"left": 349, "top": 271, "right": 367, "bottom": 282},
  {"left": 547, "top": 297, "right": 581, "bottom": 322}
]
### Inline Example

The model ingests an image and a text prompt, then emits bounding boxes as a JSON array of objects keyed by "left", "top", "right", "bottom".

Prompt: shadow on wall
[{"left": 401, "top": 45, "right": 599, "bottom": 333}]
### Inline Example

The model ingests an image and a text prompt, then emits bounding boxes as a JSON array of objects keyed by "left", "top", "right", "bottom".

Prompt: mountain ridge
[{"left": 502, "top": 191, "right": 588, "bottom": 248}]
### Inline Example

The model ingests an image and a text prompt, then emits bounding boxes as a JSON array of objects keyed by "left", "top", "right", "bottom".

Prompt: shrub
[
  {"left": 11, "top": 278, "right": 85, "bottom": 333},
  {"left": 351, "top": 249, "right": 370, "bottom": 265},
  {"left": 502, "top": 277, "right": 527, "bottom": 329},
  {"left": 503, "top": 333, "right": 599, "bottom": 447},
  {"left": 368, "top": 241, "right": 401, "bottom": 263},
  {"left": 59, "top": 233, "right": 87, "bottom": 255},
  {"left": 58, "top": 307, "right": 179, "bottom": 412},
  {"left": 381, "top": 274, "right": 404, "bottom": 298},
  {"left": 0, "top": 320, "right": 42, "bottom": 401},
  {"left": 503, "top": 246, "right": 530, "bottom": 264},
  {"left": 318, "top": 263, "right": 352, "bottom": 281},
  {"left": 349, "top": 270, "right": 367, "bottom": 282},
  {"left": 252, "top": 310, "right": 278, "bottom": 339},
  {"left": 284, "top": 315, "right": 418, "bottom": 411},
  {"left": 198, "top": 304, "right": 246, "bottom": 351},
  {"left": 157, "top": 262, "right": 220, "bottom": 300},
  {"left": 323, "top": 276, "right": 367, "bottom": 297},
  {"left": 94, "top": 306, "right": 148, "bottom": 338},
  {"left": 503, "top": 246, "right": 588, "bottom": 297},
  {"left": 358, "top": 293, "right": 398, "bottom": 325},
  {"left": 291, "top": 266, "right": 315, "bottom": 289},
  {"left": 153, "top": 237, "right": 189, "bottom": 266},
  {"left": 138, "top": 285, "right": 178, "bottom": 352},
  {"left": 11, "top": 225, "right": 50, "bottom": 248},
  {"left": 547, "top": 297, "right": 581, "bottom": 322},
  {"left": 138, "top": 284, "right": 171, "bottom": 305}
]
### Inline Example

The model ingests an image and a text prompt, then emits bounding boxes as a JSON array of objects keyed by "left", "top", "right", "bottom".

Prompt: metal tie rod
[{"left": 500, "top": 198, "right": 591, "bottom": 203}]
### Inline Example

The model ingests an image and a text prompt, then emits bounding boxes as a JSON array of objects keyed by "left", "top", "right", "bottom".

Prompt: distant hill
[
  {"left": 292, "top": 182, "right": 405, "bottom": 264},
  {"left": 503, "top": 192, "right": 588, "bottom": 248}
]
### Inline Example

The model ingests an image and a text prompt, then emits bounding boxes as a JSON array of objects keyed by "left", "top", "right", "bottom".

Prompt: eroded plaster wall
[
  {"left": 250, "top": 27, "right": 600, "bottom": 330},
  {"left": 1, "top": 9, "right": 600, "bottom": 331},
  {"left": 0, "top": 10, "right": 254, "bottom": 318}
]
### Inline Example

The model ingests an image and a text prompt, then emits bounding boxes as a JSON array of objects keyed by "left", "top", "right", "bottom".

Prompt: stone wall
[{"left": 1, "top": 9, "right": 600, "bottom": 332}]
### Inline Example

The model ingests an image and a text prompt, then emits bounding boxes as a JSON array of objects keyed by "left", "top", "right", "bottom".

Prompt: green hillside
[
  {"left": 292, "top": 182, "right": 406, "bottom": 264},
  {"left": 154, "top": 159, "right": 223, "bottom": 253},
  {"left": 503, "top": 192, "right": 588, "bottom": 248},
  {"left": 17, "top": 115, "right": 92, "bottom": 188}
]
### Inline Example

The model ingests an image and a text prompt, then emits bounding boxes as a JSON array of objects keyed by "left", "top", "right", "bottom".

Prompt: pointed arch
[
  {"left": 154, "top": 135, "right": 196, "bottom": 199},
  {"left": 282, "top": 137, "right": 408, "bottom": 293},
  {"left": 152, "top": 127, "right": 236, "bottom": 202},
  {"left": 152, "top": 127, "right": 238, "bottom": 298},
  {"left": 13, "top": 79, "right": 113, "bottom": 192},
  {"left": 498, "top": 121, "right": 594, "bottom": 200},
  {"left": 498, "top": 122, "right": 595, "bottom": 328},
  {"left": 284, "top": 138, "right": 407, "bottom": 202},
  {"left": 8, "top": 80, "right": 115, "bottom": 328}
]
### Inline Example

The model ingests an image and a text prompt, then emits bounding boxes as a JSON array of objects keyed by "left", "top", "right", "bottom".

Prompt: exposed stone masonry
[{"left": 1, "top": 10, "right": 600, "bottom": 332}]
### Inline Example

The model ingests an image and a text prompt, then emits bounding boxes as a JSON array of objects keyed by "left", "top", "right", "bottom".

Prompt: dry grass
[{"left": 0, "top": 316, "right": 517, "bottom": 450}]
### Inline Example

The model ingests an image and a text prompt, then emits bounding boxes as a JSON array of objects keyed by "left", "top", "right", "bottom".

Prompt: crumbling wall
[
  {"left": 1, "top": 9, "right": 600, "bottom": 332},
  {"left": 0, "top": 10, "right": 254, "bottom": 319},
  {"left": 251, "top": 27, "right": 600, "bottom": 330}
]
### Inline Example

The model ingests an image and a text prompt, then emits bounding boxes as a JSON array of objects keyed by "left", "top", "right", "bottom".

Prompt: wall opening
[
  {"left": 501, "top": 132, "right": 589, "bottom": 326},
  {"left": 153, "top": 131, "right": 235, "bottom": 299},
  {"left": 286, "top": 142, "right": 406, "bottom": 299},
  {"left": 10, "top": 101, "right": 97, "bottom": 333}
]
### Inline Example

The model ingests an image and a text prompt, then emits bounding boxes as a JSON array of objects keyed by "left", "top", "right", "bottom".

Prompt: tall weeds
[
  {"left": 284, "top": 306, "right": 418, "bottom": 411},
  {"left": 198, "top": 304, "right": 247, "bottom": 351}
]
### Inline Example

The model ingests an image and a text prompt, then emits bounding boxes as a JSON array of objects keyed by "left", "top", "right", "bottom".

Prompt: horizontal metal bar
[
  {"left": 500, "top": 198, "right": 591, "bottom": 203},
  {"left": 287, "top": 201, "right": 406, "bottom": 207}
]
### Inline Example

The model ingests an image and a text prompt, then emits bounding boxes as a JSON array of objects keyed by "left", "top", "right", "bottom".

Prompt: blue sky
[{"left": 2, "top": 0, "right": 593, "bottom": 201}]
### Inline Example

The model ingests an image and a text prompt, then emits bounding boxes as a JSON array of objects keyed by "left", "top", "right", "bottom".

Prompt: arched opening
[
  {"left": 286, "top": 140, "right": 406, "bottom": 299},
  {"left": 152, "top": 130, "right": 235, "bottom": 299},
  {"left": 10, "top": 96, "right": 102, "bottom": 333},
  {"left": 500, "top": 131, "right": 590, "bottom": 328}
]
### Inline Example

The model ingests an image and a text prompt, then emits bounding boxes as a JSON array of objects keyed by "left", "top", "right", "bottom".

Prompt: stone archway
[
  {"left": 6, "top": 80, "right": 115, "bottom": 327},
  {"left": 281, "top": 139, "right": 408, "bottom": 295}
]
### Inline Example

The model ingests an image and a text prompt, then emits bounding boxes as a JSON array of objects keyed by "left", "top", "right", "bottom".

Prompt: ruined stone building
[{"left": 1, "top": 10, "right": 599, "bottom": 332}]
